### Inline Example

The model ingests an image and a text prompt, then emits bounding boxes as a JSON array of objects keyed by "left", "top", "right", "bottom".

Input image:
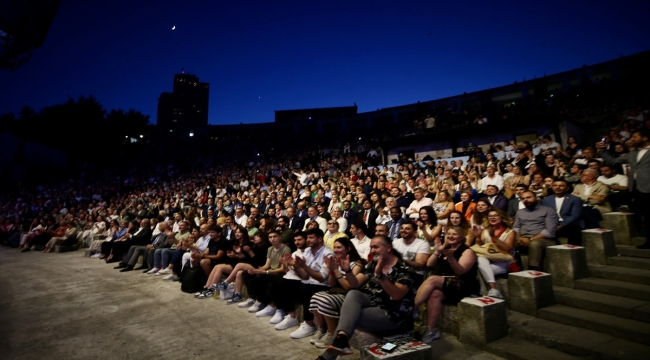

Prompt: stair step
[
  {"left": 574, "top": 277, "right": 650, "bottom": 301},
  {"left": 607, "top": 256, "right": 650, "bottom": 270},
  {"left": 617, "top": 245, "right": 650, "bottom": 259},
  {"left": 508, "top": 311, "right": 650, "bottom": 360},
  {"left": 553, "top": 286, "right": 650, "bottom": 322},
  {"left": 589, "top": 264, "right": 650, "bottom": 285},
  {"left": 485, "top": 335, "right": 579, "bottom": 360},
  {"left": 537, "top": 305, "right": 650, "bottom": 345}
]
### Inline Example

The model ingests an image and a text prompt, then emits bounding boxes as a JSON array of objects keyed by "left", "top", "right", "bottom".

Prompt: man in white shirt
[
  {"left": 271, "top": 229, "right": 333, "bottom": 339},
  {"left": 234, "top": 207, "right": 248, "bottom": 227},
  {"left": 539, "top": 135, "right": 561, "bottom": 154},
  {"left": 392, "top": 221, "right": 430, "bottom": 275},
  {"left": 405, "top": 188, "right": 433, "bottom": 219},
  {"left": 598, "top": 164, "right": 629, "bottom": 210},
  {"left": 302, "top": 206, "right": 328, "bottom": 232},
  {"left": 478, "top": 166, "right": 504, "bottom": 193}
]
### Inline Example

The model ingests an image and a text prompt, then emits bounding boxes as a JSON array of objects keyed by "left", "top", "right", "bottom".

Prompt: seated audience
[
  {"left": 413, "top": 226, "right": 478, "bottom": 344},
  {"left": 475, "top": 209, "right": 515, "bottom": 298},
  {"left": 541, "top": 179, "right": 584, "bottom": 245},
  {"left": 513, "top": 191, "right": 559, "bottom": 271}
]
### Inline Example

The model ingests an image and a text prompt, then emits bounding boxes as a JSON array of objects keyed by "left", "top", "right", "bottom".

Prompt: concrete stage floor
[{"left": 0, "top": 247, "right": 503, "bottom": 360}]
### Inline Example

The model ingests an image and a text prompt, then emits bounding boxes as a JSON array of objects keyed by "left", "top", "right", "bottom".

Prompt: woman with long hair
[
  {"left": 454, "top": 192, "right": 476, "bottom": 223},
  {"left": 308, "top": 237, "right": 367, "bottom": 348},
  {"left": 416, "top": 206, "right": 437, "bottom": 244},
  {"left": 475, "top": 209, "right": 515, "bottom": 299},
  {"left": 432, "top": 190, "right": 454, "bottom": 225},
  {"left": 208, "top": 226, "right": 252, "bottom": 299},
  {"left": 201, "top": 231, "right": 270, "bottom": 302},
  {"left": 414, "top": 226, "right": 479, "bottom": 343},
  {"left": 470, "top": 199, "right": 493, "bottom": 239},
  {"left": 430, "top": 210, "right": 475, "bottom": 247}
]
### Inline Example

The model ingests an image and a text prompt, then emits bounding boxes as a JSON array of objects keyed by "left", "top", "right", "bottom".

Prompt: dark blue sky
[{"left": 1, "top": 0, "right": 649, "bottom": 125}]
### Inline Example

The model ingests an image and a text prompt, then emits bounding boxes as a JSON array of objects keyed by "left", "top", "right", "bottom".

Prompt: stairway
[{"left": 530, "top": 245, "right": 650, "bottom": 359}]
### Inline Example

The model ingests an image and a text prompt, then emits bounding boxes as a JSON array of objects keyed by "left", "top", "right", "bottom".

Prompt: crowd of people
[{"left": 1, "top": 111, "right": 649, "bottom": 358}]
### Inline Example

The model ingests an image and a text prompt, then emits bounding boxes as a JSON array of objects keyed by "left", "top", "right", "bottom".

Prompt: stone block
[
  {"left": 136, "top": 255, "right": 144, "bottom": 265},
  {"left": 361, "top": 336, "right": 431, "bottom": 360},
  {"left": 508, "top": 271, "right": 554, "bottom": 316},
  {"left": 581, "top": 229, "right": 617, "bottom": 265},
  {"left": 438, "top": 304, "right": 459, "bottom": 337},
  {"left": 458, "top": 296, "right": 508, "bottom": 345},
  {"left": 546, "top": 245, "right": 589, "bottom": 288},
  {"left": 602, "top": 212, "right": 640, "bottom": 246}
]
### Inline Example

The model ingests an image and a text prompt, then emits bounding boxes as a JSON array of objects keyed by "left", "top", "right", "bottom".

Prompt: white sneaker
[
  {"left": 291, "top": 322, "right": 317, "bottom": 339},
  {"left": 248, "top": 301, "right": 264, "bottom": 313},
  {"left": 90, "top": 253, "right": 102, "bottom": 258},
  {"left": 310, "top": 328, "right": 326, "bottom": 344},
  {"left": 315, "top": 332, "right": 334, "bottom": 348},
  {"left": 269, "top": 309, "right": 285, "bottom": 324},
  {"left": 162, "top": 274, "right": 178, "bottom": 281},
  {"left": 158, "top": 268, "right": 172, "bottom": 275},
  {"left": 238, "top": 298, "right": 255, "bottom": 308},
  {"left": 255, "top": 305, "right": 276, "bottom": 317},
  {"left": 275, "top": 314, "right": 299, "bottom": 330},
  {"left": 487, "top": 288, "right": 503, "bottom": 299},
  {"left": 146, "top": 267, "right": 160, "bottom": 275}
]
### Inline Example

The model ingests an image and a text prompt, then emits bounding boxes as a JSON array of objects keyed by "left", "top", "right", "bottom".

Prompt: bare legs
[
  {"left": 414, "top": 275, "right": 446, "bottom": 329},
  {"left": 205, "top": 264, "right": 233, "bottom": 287}
]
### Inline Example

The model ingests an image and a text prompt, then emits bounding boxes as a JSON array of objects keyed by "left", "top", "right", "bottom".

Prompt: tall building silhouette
[{"left": 157, "top": 73, "right": 209, "bottom": 127}]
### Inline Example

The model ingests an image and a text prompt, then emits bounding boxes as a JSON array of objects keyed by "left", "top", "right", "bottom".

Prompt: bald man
[{"left": 572, "top": 168, "right": 612, "bottom": 228}]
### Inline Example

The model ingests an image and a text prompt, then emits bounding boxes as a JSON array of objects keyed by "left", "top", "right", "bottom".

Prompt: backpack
[{"left": 179, "top": 265, "right": 205, "bottom": 293}]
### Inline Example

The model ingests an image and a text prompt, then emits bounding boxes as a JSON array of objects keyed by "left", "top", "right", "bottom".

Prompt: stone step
[
  {"left": 507, "top": 310, "right": 650, "bottom": 360},
  {"left": 575, "top": 277, "right": 650, "bottom": 301},
  {"left": 537, "top": 305, "right": 650, "bottom": 345},
  {"left": 607, "top": 255, "right": 650, "bottom": 270},
  {"left": 553, "top": 286, "right": 650, "bottom": 323},
  {"left": 485, "top": 335, "right": 579, "bottom": 360},
  {"left": 617, "top": 245, "right": 650, "bottom": 259},
  {"left": 589, "top": 264, "right": 650, "bottom": 285}
]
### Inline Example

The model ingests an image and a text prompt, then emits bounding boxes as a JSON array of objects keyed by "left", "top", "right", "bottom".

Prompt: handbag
[{"left": 470, "top": 243, "right": 513, "bottom": 263}]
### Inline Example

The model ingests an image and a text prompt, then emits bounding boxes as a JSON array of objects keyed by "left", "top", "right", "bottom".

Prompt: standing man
[{"left": 598, "top": 129, "right": 650, "bottom": 248}]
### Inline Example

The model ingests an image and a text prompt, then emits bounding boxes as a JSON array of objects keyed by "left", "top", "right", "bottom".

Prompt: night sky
[{"left": 1, "top": 0, "right": 649, "bottom": 125}]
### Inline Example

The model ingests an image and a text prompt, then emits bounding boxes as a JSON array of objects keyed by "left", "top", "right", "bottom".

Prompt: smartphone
[
  {"left": 601, "top": 137, "right": 606, "bottom": 142},
  {"left": 576, "top": 149, "right": 582, "bottom": 155},
  {"left": 381, "top": 342, "right": 398, "bottom": 352}
]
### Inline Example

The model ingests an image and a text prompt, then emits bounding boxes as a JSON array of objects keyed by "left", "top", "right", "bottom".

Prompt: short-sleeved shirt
[
  {"left": 268, "top": 244, "right": 292, "bottom": 270},
  {"left": 301, "top": 245, "right": 334, "bottom": 286},
  {"left": 284, "top": 249, "right": 305, "bottom": 281},
  {"left": 392, "top": 238, "right": 431, "bottom": 275},
  {"left": 171, "top": 231, "right": 190, "bottom": 250},
  {"left": 360, "top": 258, "right": 420, "bottom": 323}
]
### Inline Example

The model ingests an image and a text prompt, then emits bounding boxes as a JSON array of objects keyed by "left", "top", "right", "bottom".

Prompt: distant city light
[
  {"left": 139, "top": 135, "right": 143, "bottom": 138},
  {"left": 170, "top": 130, "right": 173, "bottom": 132},
  {"left": 125, "top": 135, "right": 128, "bottom": 138},
  {"left": 189, "top": 132, "right": 194, "bottom": 137}
]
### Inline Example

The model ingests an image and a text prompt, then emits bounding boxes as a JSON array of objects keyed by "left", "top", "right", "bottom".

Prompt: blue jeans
[{"left": 154, "top": 248, "right": 176, "bottom": 269}]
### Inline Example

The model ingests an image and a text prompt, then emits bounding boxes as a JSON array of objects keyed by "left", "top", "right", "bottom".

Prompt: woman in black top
[
  {"left": 215, "top": 231, "right": 271, "bottom": 304},
  {"left": 414, "top": 225, "right": 479, "bottom": 343}
]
